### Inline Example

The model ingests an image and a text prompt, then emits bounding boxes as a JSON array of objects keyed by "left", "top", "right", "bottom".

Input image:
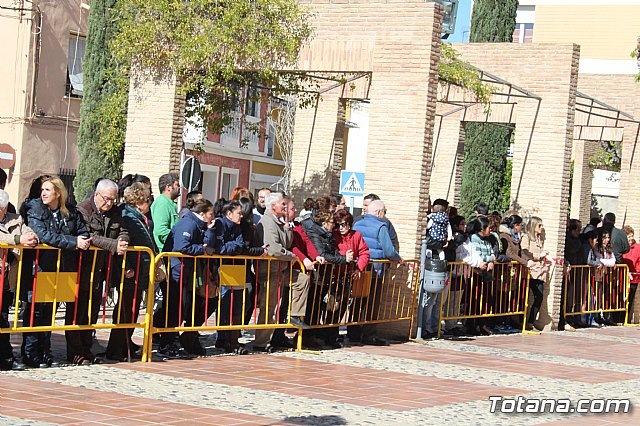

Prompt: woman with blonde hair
[
  {"left": 25, "top": 176, "right": 90, "bottom": 367},
  {"left": 521, "top": 216, "right": 551, "bottom": 331}
]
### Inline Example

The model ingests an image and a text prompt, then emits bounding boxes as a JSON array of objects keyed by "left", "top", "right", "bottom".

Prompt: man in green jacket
[{"left": 151, "top": 173, "right": 180, "bottom": 252}]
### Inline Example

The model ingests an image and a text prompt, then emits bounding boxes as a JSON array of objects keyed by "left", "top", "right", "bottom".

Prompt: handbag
[
  {"left": 351, "top": 270, "right": 373, "bottom": 298},
  {"left": 196, "top": 264, "right": 219, "bottom": 298},
  {"left": 154, "top": 261, "right": 167, "bottom": 283}
]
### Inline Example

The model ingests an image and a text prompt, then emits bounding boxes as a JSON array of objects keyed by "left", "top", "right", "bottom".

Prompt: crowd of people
[
  {"left": 1, "top": 168, "right": 636, "bottom": 370},
  {"left": 0, "top": 172, "right": 406, "bottom": 370},
  {"left": 420, "top": 198, "right": 637, "bottom": 339}
]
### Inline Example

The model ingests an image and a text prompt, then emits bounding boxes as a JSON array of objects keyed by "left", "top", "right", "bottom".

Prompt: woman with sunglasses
[
  {"left": 521, "top": 216, "right": 551, "bottom": 331},
  {"left": 333, "top": 209, "right": 370, "bottom": 343},
  {"left": 305, "top": 209, "right": 352, "bottom": 348}
]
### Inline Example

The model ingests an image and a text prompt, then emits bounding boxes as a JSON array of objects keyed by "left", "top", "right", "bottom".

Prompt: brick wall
[
  {"left": 290, "top": 0, "right": 443, "bottom": 338},
  {"left": 122, "top": 71, "right": 183, "bottom": 192},
  {"left": 434, "top": 43, "right": 581, "bottom": 330},
  {"left": 577, "top": 69, "right": 640, "bottom": 323}
]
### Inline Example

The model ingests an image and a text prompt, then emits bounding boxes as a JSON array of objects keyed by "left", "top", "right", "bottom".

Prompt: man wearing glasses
[{"left": 73, "top": 178, "right": 129, "bottom": 363}]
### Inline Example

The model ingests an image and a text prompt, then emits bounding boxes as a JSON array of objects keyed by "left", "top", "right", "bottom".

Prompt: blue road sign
[{"left": 340, "top": 171, "right": 365, "bottom": 197}]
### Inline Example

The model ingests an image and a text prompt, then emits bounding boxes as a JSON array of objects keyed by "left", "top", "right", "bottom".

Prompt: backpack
[{"left": 427, "top": 212, "right": 449, "bottom": 242}]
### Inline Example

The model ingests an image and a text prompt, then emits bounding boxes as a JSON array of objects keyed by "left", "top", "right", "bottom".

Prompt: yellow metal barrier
[
  {"left": 564, "top": 264, "right": 630, "bottom": 325},
  {"left": 0, "top": 243, "right": 156, "bottom": 362},
  {"left": 146, "top": 253, "right": 305, "bottom": 361},
  {"left": 300, "top": 259, "right": 421, "bottom": 340},
  {"left": 436, "top": 261, "right": 531, "bottom": 337}
]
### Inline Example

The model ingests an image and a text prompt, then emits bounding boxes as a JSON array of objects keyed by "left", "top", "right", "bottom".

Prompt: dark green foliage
[
  {"left": 469, "top": 0, "right": 518, "bottom": 43},
  {"left": 460, "top": 1, "right": 517, "bottom": 220},
  {"left": 501, "top": 159, "right": 512, "bottom": 213},
  {"left": 74, "top": 0, "right": 127, "bottom": 199},
  {"left": 460, "top": 123, "right": 512, "bottom": 220}
]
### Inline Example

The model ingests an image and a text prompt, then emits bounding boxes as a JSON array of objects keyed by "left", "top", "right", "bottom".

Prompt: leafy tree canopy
[{"left": 112, "top": 0, "right": 315, "bottom": 135}]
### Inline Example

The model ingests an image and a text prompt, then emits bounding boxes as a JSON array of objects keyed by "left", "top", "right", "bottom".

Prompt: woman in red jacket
[
  {"left": 622, "top": 225, "right": 640, "bottom": 323},
  {"left": 333, "top": 209, "right": 370, "bottom": 343}
]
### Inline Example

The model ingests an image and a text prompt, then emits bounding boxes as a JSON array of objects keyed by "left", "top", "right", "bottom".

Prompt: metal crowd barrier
[
  {"left": 146, "top": 253, "right": 304, "bottom": 360},
  {"left": 0, "top": 243, "right": 155, "bottom": 361},
  {"left": 436, "top": 261, "right": 531, "bottom": 337},
  {"left": 301, "top": 259, "right": 421, "bottom": 335},
  {"left": 564, "top": 264, "right": 630, "bottom": 325}
]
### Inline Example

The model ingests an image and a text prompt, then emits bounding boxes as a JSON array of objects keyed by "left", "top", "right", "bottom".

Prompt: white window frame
[
  {"left": 220, "top": 167, "right": 240, "bottom": 200},
  {"left": 200, "top": 164, "right": 219, "bottom": 202},
  {"left": 67, "top": 34, "right": 86, "bottom": 97}
]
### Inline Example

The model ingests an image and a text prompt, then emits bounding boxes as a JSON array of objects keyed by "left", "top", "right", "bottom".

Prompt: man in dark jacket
[
  {"left": 602, "top": 212, "right": 630, "bottom": 264},
  {"left": 72, "top": 179, "right": 129, "bottom": 363},
  {"left": 601, "top": 212, "right": 629, "bottom": 323}
]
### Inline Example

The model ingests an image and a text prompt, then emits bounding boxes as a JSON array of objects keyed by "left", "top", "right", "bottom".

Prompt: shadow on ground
[{"left": 284, "top": 415, "right": 347, "bottom": 425}]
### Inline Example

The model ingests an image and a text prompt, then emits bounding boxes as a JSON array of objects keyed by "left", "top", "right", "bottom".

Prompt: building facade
[
  {"left": 0, "top": 0, "right": 88, "bottom": 202},
  {"left": 183, "top": 86, "right": 286, "bottom": 202}
]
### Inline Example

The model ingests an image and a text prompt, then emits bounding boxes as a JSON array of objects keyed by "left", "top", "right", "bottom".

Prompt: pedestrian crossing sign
[{"left": 340, "top": 171, "right": 365, "bottom": 196}]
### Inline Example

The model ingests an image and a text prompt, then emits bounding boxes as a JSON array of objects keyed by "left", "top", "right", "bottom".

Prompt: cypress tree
[
  {"left": 74, "top": 0, "right": 126, "bottom": 199},
  {"left": 459, "top": 123, "right": 511, "bottom": 219},
  {"left": 460, "top": 0, "right": 518, "bottom": 220},
  {"left": 470, "top": 0, "right": 518, "bottom": 42}
]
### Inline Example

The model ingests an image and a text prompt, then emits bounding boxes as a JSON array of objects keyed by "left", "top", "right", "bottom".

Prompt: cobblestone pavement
[{"left": 1, "top": 326, "right": 639, "bottom": 425}]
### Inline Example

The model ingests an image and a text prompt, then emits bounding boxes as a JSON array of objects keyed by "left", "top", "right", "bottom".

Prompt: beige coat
[
  {"left": 520, "top": 233, "right": 550, "bottom": 281},
  {"left": 256, "top": 211, "right": 297, "bottom": 275},
  {"left": 0, "top": 212, "right": 36, "bottom": 290}
]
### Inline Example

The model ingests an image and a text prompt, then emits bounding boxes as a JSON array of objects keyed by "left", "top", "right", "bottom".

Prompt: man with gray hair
[
  {"left": 72, "top": 178, "right": 129, "bottom": 363},
  {"left": 0, "top": 189, "right": 37, "bottom": 370},
  {"left": 254, "top": 192, "right": 310, "bottom": 351}
]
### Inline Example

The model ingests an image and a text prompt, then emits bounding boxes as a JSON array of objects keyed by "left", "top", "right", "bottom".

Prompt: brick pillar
[
  {"left": 455, "top": 43, "right": 581, "bottom": 330},
  {"left": 570, "top": 139, "right": 598, "bottom": 222},
  {"left": 122, "top": 71, "right": 185, "bottom": 191},
  {"left": 290, "top": 1, "right": 444, "bottom": 339}
]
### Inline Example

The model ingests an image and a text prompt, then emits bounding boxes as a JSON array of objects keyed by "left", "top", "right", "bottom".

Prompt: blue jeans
[
  {"left": 421, "top": 291, "right": 442, "bottom": 334},
  {"left": 21, "top": 293, "right": 53, "bottom": 361}
]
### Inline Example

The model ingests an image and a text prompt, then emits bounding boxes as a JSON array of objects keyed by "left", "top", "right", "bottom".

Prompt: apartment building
[{"left": 0, "top": 0, "right": 88, "bottom": 201}]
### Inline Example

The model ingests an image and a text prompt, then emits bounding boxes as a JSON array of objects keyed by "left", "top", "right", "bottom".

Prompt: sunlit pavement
[{"left": 1, "top": 326, "right": 639, "bottom": 425}]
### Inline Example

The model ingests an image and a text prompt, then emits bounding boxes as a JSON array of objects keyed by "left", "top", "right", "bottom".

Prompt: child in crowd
[{"left": 425, "top": 200, "right": 452, "bottom": 260}]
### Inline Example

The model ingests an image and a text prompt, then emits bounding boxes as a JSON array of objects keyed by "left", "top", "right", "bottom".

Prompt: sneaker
[
  {"left": 562, "top": 324, "right": 576, "bottom": 332},
  {"left": 157, "top": 344, "right": 182, "bottom": 359},
  {"left": 181, "top": 337, "right": 206, "bottom": 356},
  {"left": 479, "top": 325, "right": 494, "bottom": 335},
  {"left": 270, "top": 336, "right": 295, "bottom": 349},
  {"left": 323, "top": 340, "right": 343, "bottom": 349},
  {"left": 362, "top": 336, "right": 390, "bottom": 346},
  {"left": 42, "top": 354, "right": 59, "bottom": 368},
  {"left": 289, "top": 316, "right": 310, "bottom": 329},
  {"left": 23, "top": 356, "right": 42, "bottom": 369},
  {"left": 496, "top": 325, "right": 519, "bottom": 334}
]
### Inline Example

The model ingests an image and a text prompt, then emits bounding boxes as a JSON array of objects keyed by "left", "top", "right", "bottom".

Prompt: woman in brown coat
[{"left": 0, "top": 190, "right": 38, "bottom": 370}]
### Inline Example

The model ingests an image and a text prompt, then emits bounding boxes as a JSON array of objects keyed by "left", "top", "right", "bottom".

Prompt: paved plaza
[{"left": 0, "top": 326, "right": 639, "bottom": 425}]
